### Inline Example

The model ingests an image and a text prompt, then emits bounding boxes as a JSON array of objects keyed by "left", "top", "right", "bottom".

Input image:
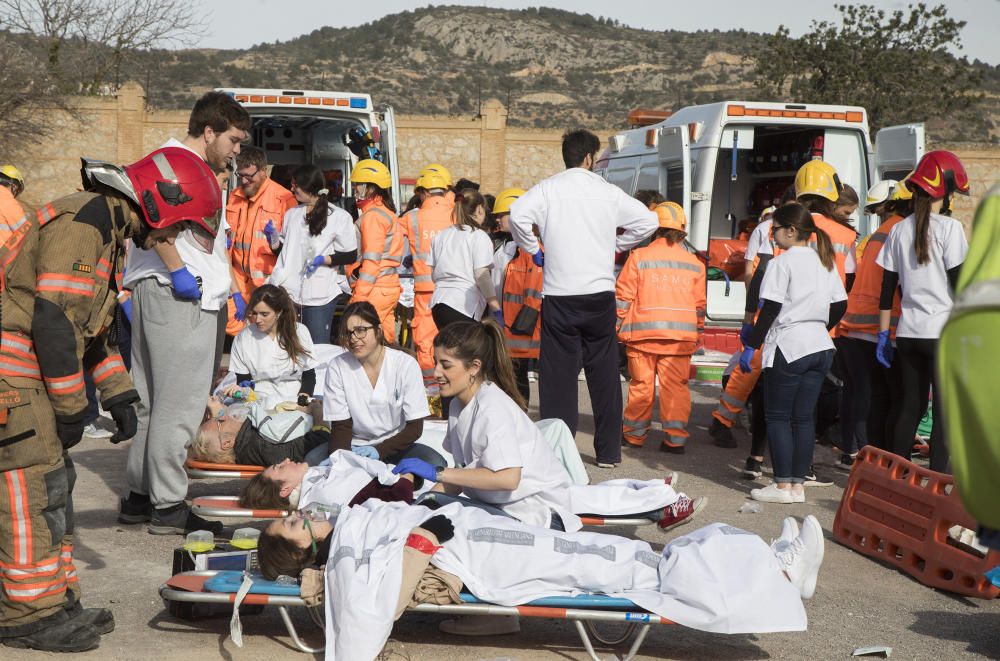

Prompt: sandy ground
[{"left": 12, "top": 380, "right": 1000, "bottom": 661}]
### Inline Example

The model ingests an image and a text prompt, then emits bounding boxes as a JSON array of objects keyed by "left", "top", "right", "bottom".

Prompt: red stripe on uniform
[
  {"left": 44, "top": 372, "right": 84, "bottom": 395},
  {"left": 90, "top": 356, "right": 126, "bottom": 384},
  {"left": 36, "top": 204, "right": 57, "bottom": 225}
]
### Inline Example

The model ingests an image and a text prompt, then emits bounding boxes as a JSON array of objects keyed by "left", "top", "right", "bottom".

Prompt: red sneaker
[{"left": 657, "top": 495, "right": 707, "bottom": 531}]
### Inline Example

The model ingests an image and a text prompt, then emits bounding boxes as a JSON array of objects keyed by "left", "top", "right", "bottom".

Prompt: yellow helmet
[
  {"left": 889, "top": 171, "right": 914, "bottom": 201},
  {"left": 416, "top": 163, "right": 452, "bottom": 190},
  {"left": 794, "top": 160, "right": 842, "bottom": 202},
  {"left": 492, "top": 188, "right": 526, "bottom": 215},
  {"left": 654, "top": 201, "right": 686, "bottom": 231},
  {"left": 0, "top": 164, "right": 24, "bottom": 193},
  {"left": 350, "top": 159, "right": 391, "bottom": 190}
]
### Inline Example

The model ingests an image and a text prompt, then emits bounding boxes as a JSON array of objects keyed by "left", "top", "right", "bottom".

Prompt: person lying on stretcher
[
  {"left": 188, "top": 395, "right": 330, "bottom": 467},
  {"left": 254, "top": 500, "right": 825, "bottom": 658}
]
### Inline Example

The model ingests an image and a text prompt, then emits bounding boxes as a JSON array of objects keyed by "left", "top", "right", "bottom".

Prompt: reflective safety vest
[
  {"left": 615, "top": 238, "right": 706, "bottom": 345},
  {"left": 811, "top": 213, "right": 857, "bottom": 285},
  {"left": 226, "top": 178, "right": 296, "bottom": 287},
  {"left": 352, "top": 201, "right": 403, "bottom": 296},
  {"left": 400, "top": 194, "right": 455, "bottom": 293},
  {"left": 841, "top": 215, "right": 904, "bottom": 340},
  {"left": 502, "top": 247, "right": 543, "bottom": 358}
]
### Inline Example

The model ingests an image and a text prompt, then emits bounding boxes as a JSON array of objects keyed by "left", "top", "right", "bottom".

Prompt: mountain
[{"left": 123, "top": 6, "right": 997, "bottom": 142}]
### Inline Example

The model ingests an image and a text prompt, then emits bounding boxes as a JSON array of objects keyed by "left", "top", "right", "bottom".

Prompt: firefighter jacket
[
  {"left": 616, "top": 238, "right": 706, "bottom": 349},
  {"left": 0, "top": 192, "right": 138, "bottom": 423},
  {"left": 501, "top": 246, "right": 543, "bottom": 359},
  {"left": 400, "top": 194, "right": 455, "bottom": 293},
  {"left": 226, "top": 177, "right": 296, "bottom": 288},
  {"left": 841, "top": 215, "right": 904, "bottom": 341},
  {"left": 352, "top": 200, "right": 403, "bottom": 297}
]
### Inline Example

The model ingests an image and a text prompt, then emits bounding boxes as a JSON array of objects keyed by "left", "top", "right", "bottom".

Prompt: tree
[
  {"left": 0, "top": 32, "right": 67, "bottom": 158},
  {"left": 748, "top": 3, "right": 983, "bottom": 132}
]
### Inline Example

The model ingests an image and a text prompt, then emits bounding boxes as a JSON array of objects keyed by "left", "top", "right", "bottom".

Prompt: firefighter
[
  {"left": 0, "top": 164, "right": 25, "bottom": 199},
  {"left": 617, "top": 202, "right": 706, "bottom": 453},
  {"left": 225, "top": 145, "right": 295, "bottom": 335},
  {"left": 399, "top": 163, "right": 456, "bottom": 392},
  {"left": 348, "top": 159, "right": 403, "bottom": 343},
  {"left": 0, "top": 165, "right": 26, "bottom": 231},
  {"left": 0, "top": 146, "right": 221, "bottom": 652}
]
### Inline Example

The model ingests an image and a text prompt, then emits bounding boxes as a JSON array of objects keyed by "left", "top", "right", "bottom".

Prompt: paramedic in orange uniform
[
  {"left": 617, "top": 202, "right": 706, "bottom": 453},
  {"left": 225, "top": 146, "right": 296, "bottom": 335},
  {"left": 349, "top": 159, "right": 403, "bottom": 343},
  {"left": 399, "top": 164, "right": 455, "bottom": 391}
]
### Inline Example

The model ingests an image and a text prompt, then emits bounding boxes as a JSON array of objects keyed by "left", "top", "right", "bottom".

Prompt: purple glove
[
  {"left": 263, "top": 220, "right": 278, "bottom": 246},
  {"left": 169, "top": 267, "right": 202, "bottom": 300},
  {"left": 392, "top": 457, "right": 438, "bottom": 482},
  {"left": 531, "top": 250, "right": 544, "bottom": 267},
  {"left": 305, "top": 255, "right": 325, "bottom": 275},
  {"left": 231, "top": 292, "right": 247, "bottom": 320},
  {"left": 492, "top": 308, "right": 504, "bottom": 328},
  {"left": 739, "top": 322, "right": 754, "bottom": 346},
  {"left": 739, "top": 346, "right": 755, "bottom": 373},
  {"left": 876, "top": 330, "right": 893, "bottom": 368}
]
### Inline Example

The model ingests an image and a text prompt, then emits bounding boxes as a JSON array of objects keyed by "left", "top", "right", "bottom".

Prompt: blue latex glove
[
  {"left": 263, "top": 220, "right": 278, "bottom": 245},
  {"left": 226, "top": 234, "right": 232, "bottom": 250},
  {"left": 231, "top": 292, "right": 247, "bottom": 320},
  {"left": 237, "top": 380, "right": 255, "bottom": 389},
  {"left": 392, "top": 457, "right": 438, "bottom": 482},
  {"left": 739, "top": 322, "right": 754, "bottom": 346},
  {"left": 739, "top": 346, "right": 755, "bottom": 373},
  {"left": 119, "top": 297, "right": 132, "bottom": 323},
  {"left": 876, "top": 330, "right": 893, "bottom": 368},
  {"left": 402, "top": 255, "right": 414, "bottom": 269},
  {"left": 492, "top": 308, "right": 504, "bottom": 327},
  {"left": 352, "top": 445, "right": 379, "bottom": 460},
  {"left": 531, "top": 250, "right": 544, "bottom": 267},
  {"left": 305, "top": 255, "right": 325, "bottom": 275},
  {"left": 169, "top": 267, "right": 202, "bottom": 300}
]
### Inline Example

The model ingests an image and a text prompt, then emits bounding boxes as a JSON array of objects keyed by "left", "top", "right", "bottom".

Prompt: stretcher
[
  {"left": 159, "top": 570, "right": 674, "bottom": 660},
  {"left": 190, "top": 495, "right": 656, "bottom": 528},
  {"left": 185, "top": 459, "right": 263, "bottom": 480}
]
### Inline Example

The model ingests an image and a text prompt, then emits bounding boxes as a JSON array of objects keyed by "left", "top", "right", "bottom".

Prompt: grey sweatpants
[{"left": 126, "top": 279, "right": 218, "bottom": 509}]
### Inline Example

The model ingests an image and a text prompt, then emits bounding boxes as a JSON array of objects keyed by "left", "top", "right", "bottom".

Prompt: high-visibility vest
[
  {"left": 840, "top": 215, "right": 904, "bottom": 340},
  {"left": 502, "top": 247, "right": 543, "bottom": 358},
  {"left": 226, "top": 178, "right": 295, "bottom": 287},
  {"left": 615, "top": 239, "right": 706, "bottom": 344},
  {"left": 400, "top": 195, "right": 454, "bottom": 293},
  {"left": 352, "top": 202, "right": 403, "bottom": 296},
  {"left": 811, "top": 213, "right": 857, "bottom": 285}
]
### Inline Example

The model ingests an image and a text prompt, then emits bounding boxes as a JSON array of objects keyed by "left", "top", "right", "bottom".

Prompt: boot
[
  {"left": 148, "top": 503, "right": 223, "bottom": 536},
  {"left": 2, "top": 617, "right": 100, "bottom": 652},
  {"left": 73, "top": 608, "right": 115, "bottom": 635}
]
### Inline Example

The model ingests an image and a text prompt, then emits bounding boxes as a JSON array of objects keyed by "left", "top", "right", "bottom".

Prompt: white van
[
  {"left": 217, "top": 87, "right": 400, "bottom": 210},
  {"left": 596, "top": 100, "right": 924, "bottom": 325}
]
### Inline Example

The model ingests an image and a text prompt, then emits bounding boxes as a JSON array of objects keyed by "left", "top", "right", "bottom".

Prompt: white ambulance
[
  {"left": 217, "top": 87, "right": 400, "bottom": 208},
  {"left": 596, "top": 101, "right": 924, "bottom": 326}
]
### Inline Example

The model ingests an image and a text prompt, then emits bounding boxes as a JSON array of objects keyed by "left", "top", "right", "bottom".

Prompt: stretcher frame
[
  {"left": 159, "top": 570, "right": 673, "bottom": 660},
  {"left": 185, "top": 459, "right": 263, "bottom": 480}
]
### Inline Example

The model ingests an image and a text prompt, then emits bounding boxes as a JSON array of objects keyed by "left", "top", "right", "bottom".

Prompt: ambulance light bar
[
  {"left": 727, "top": 105, "right": 863, "bottom": 123},
  {"left": 232, "top": 94, "right": 368, "bottom": 109}
]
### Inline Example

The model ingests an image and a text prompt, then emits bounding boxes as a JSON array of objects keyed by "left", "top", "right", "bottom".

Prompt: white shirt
[
  {"left": 268, "top": 203, "right": 357, "bottom": 306},
  {"left": 757, "top": 216, "right": 857, "bottom": 275},
  {"left": 492, "top": 240, "right": 518, "bottom": 294},
  {"left": 322, "top": 347, "right": 430, "bottom": 446},
  {"left": 876, "top": 212, "right": 968, "bottom": 339},
  {"left": 509, "top": 168, "right": 658, "bottom": 296},
  {"left": 443, "top": 382, "right": 577, "bottom": 530},
  {"left": 229, "top": 322, "right": 319, "bottom": 403},
  {"left": 759, "top": 246, "right": 847, "bottom": 368},
  {"left": 428, "top": 225, "right": 495, "bottom": 319},
  {"left": 745, "top": 220, "right": 773, "bottom": 262},
  {"left": 124, "top": 138, "right": 231, "bottom": 311}
]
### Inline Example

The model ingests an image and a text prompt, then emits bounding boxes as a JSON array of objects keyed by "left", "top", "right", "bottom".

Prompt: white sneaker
[
  {"left": 774, "top": 514, "right": 825, "bottom": 599},
  {"left": 83, "top": 423, "right": 113, "bottom": 439},
  {"left": 439, "top": 614, "right": 520, "bottom": 636},
  {"left": 750, "top": 483, "right": 799, "bottom": 504},
  {"left": 779, "top": 516, "right": 800, "bottom": 544}
]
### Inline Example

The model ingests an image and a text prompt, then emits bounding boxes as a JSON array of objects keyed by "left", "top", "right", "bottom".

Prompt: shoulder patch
[{"left": 72, "top": 196, "right": 113, "bottom": 244}]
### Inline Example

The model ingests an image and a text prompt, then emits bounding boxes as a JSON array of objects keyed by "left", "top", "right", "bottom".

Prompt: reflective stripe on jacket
[
  {"left": 400, "top": 194, "right": 455, "bottom": 292},
  {"left": 226, "top": 178, "right": 296, "bottom": 287},
  {"left": 841, "top": 215, "right": 904, "bottom": 339},
  {"left": 353, "top": 203, "right": 403, "bottom": 296}
]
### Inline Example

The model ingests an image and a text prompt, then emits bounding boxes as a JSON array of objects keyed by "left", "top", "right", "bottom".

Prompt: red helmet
[
  {"left": 906, "top": 150, "right": 970, "bottom": 200},
  {"left": 124, "top": 147, "right": 222, "bottom": 240}
]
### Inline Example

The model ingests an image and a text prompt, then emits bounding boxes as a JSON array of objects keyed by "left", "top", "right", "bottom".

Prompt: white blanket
[{"left": 324, "top": 501, "right": 807, "bottom": 660}]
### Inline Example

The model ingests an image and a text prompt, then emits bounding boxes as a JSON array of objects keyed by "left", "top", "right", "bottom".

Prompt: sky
[{"left": 192, "top": 0, "right": 1000, "bottom": 64}]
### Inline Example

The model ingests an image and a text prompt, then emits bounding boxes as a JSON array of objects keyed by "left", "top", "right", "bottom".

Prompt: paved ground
[{"left": 13, "top": 381, "right": 1000, "bottom": 661}]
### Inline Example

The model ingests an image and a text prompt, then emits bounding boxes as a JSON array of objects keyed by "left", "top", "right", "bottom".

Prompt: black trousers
[
  {"left": 838, "top": 337, "right": 902, "bottom": 453},
  {"left": 512, "top": 357, "right": 531, "bottom": 407},
  {"left": 539, "top": 292, "right": 622, "bottom": 464},
  {"left": 892, "top": 337, "right": 946, "bottom": 472}
]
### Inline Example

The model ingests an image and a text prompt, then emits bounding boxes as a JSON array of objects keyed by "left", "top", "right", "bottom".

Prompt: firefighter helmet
[
  {"left": 906, "top": 150, "right": 969, "bottom": 200},
  {"left": 124, "top": 147, "right": 222, "bottom": 239},
  {"left": 0, "top": 165, "right": 24, "bottom": 196},
  {"left": 416, "top": 163, "right": 452, "bottom": 190},
  {"left": 794, "top": 160, "right": 842, "bottom": 202},
  {"left": 492, "top": 188, "right": 526, "bottom": 215},
  {"left": 655, "top": 201, "right": 686, "bottom": 231},
  {"left": 350, "top": 159, "right": 392, "bottom": 190},
  {"left": 865, "top": 180, "right": 897, "bottom": 212}
]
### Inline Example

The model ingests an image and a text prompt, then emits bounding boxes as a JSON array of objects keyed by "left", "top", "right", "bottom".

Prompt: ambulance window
[
  {"left": 635, "top": 159, "right": 658, "bottom": 192},
  {"left": 605, "top": 159, "right": 637, "bottom": 195},
  {"left": 823, "top": 128, "right": 870, "bottom": 232},
  {"left": 664, "top": 166, "right": 684, "bottom": 206}
]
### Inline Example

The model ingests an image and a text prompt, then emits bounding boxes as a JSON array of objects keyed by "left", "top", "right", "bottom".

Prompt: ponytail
[
  {"left": 772, "top": 202, "right": 835, "bottom": 271},
  {"left": 812, "top": 227, "right": 835, "bottom": 271},
  {"left": 293, "top": 164, "right": 331, "bottom": 237},
  {"left": 433, "top": 319, "right": 527, "bottom": 412},
  {"left": 913, "top": 193, "right": 933, "bottom": 266}
]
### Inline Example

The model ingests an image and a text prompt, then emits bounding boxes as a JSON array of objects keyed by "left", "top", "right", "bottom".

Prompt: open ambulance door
[
  {"left": 657, "top": 126, "right": 691, "bottom": 222},
  {"left": 875, "top": 123, "right": 925, "bottom": 182},
  {"left": 376, "top": 105, "right": 401, "bottom": 206}
]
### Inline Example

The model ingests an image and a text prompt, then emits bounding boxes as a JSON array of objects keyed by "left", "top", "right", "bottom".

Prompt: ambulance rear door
[
  {"left": 875, "top": 123, "right": 925, "bottom": 182},
  {"left": 375, "top": 105, "right": 401, "bottom": 206}
]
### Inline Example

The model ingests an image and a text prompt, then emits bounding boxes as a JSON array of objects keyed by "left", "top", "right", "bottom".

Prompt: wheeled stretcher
[
  {"left": 159, "top": 570, "right": 674, "bottom": 661},
  {"left": 185, "top": 459, "right": 263, "bottom": 480}
]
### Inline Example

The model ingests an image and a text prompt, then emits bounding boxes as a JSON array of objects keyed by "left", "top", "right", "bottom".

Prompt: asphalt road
[{"left": 12, "top": 381, "right": 1000, "bottom": 661}]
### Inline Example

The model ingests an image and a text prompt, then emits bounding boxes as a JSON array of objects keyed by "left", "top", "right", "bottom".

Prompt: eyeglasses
[
  {"left": 346, "top": 325, "right": 374, "bottom": 340},
  {"left": 236, "top": 168, "right": 261, "bottom": 182}
]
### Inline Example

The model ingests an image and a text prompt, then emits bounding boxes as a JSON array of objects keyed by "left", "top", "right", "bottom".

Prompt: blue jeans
[
  {"left": 299, "top": 300, "right": 337, "bottom": 344},
  {"left": 764, "top": 348, "right": 834, "bottom": 484}
]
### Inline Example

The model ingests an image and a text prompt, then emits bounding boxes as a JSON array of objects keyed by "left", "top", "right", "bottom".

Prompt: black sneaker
[
  {"left": 836, "top": 453, "right": 856, "bottom": 470},
  {"left": 148, "top": 503, "right": 224, "bottom": 536},
  {"left": 709, "top": 418, "right": 737, "bottom": 448},
  {"left": 803, "top": 465, "right": 834, "bottom": 487},
  {"left": 742, "top": 456, "right": 763, "bottom": 479},
  {"left": 2, "top": 618, "right": 100, "bottom": 652},
  {"left": 117, "top": 492, "right": 152, "bottom": 524}
]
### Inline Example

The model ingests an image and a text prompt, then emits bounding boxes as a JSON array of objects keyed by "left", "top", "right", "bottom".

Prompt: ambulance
[
  {"left": 596, "top": 101, "right": 924, "bottom": 328},
  {"left": 217, "top": 87, "right": 400, "bottom": 208}
]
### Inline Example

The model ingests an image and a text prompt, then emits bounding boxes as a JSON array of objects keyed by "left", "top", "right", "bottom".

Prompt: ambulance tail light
[
  {"left": 688, "top": 122, "right": 704, "bottom": 143},
  {"left": 645, "top": 129, "right": 658, "bottom": 147}
]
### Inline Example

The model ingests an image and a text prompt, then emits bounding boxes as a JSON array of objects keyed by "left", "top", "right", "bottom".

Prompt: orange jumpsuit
[
  {"left": 616, "top": 238, "right": 706, "bottom": 449},
  {"left": 224, "top": 178, "right": 296, "bottom": 335},
  {"left": 399, "top": 194, "right": 454, "bottom": 390},
  {"left": 350, "top": 199, "right": 404, "bottom": 343},
  {"left": 502, "top": 247, "right": 543, "bottom": 359}
]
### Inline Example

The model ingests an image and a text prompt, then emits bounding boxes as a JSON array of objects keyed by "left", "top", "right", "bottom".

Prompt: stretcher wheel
[{"left": 582, "top": 620, "right": 637, "bottom": 646}]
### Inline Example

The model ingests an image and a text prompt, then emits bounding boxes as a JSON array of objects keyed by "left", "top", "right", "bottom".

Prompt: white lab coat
[
  {"left": 269, "top": 204, "right": 357, "bottom": 306},
  {"left": 229, "top": 322, "right": 320, "bottom": 404}
]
